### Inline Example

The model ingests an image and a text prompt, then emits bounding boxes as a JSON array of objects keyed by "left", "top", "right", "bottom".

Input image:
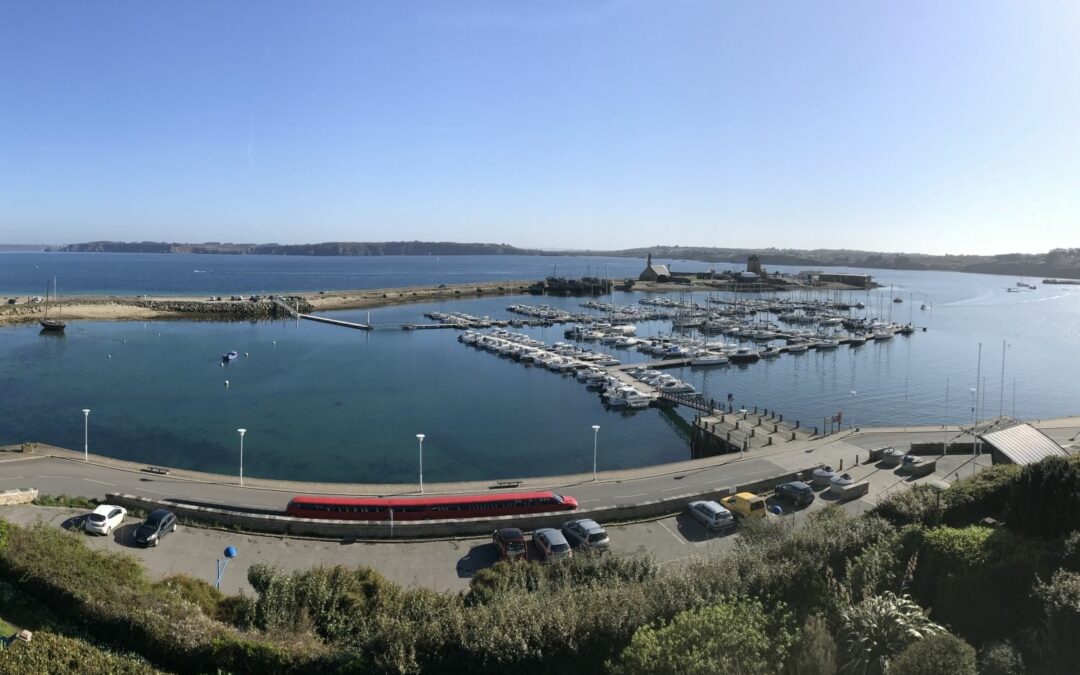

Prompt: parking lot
[{"left": 0, "top": 448, "right": 987, "bottom": 594}]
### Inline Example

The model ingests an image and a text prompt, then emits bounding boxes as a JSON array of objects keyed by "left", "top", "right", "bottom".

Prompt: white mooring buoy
[{"left": 225, "top": 380, "right": 230, "bottom": 387}]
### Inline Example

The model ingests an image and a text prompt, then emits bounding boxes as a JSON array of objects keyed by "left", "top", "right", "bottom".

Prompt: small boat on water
[
  {"left": 39, "top": 277, "right": 66, "bottom": 333},
  {"left": 222, "top": 350, "right": 239, "bottom": 363},
  {"left": 729, "top": 347, "right": 761, "bottom": 364}
]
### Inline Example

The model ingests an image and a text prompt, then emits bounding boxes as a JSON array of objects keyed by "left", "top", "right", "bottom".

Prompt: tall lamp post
[
  {"left": 416, "top": 434, "right": 425, "bottom": 493},
  {"left": 82, "top": 409, "right": 90, "bottom": 461},
  {"left": 237, "top": 428, "right": 246, "bottom": 486},
  {"left": 591, "top": 425, "right": 600, "bottom": 481}
]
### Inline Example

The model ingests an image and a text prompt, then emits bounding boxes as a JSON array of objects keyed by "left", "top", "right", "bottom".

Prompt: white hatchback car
[{"left": 85, "top": 504, "right": 127, "bottom": 536}]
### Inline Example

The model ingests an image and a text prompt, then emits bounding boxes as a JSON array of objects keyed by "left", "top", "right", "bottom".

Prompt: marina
[{"left": 1, "top": 253, "right": 1078, "bottom": 484}]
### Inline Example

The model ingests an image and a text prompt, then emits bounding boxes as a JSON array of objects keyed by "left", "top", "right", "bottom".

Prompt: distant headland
[
  {"left": 44, "top": 240, "right": 1080, "bottom": 279},
  {"left": 54, "top": 240, "right": 541, "bottom": 256}
]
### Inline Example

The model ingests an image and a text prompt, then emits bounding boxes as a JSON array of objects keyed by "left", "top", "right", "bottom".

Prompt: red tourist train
[{"left": 285, "top": 491, "right": 579, "bottom": 521}]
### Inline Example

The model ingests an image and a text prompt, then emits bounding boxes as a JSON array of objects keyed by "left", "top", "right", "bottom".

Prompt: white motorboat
[
  {"left": 659, "top": 380, "right": 697, "bottom": 394},
  {"left": 690, "top": 350, "right": 729, "bottom": 366}
]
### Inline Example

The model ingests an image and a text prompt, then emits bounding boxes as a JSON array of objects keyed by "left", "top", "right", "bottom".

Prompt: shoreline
[
  {"left": 0, "top": 277, "right": 872, "bottom": 326},
  {"left": 0, "top": 280, "right": 538, "bottom": 326}
]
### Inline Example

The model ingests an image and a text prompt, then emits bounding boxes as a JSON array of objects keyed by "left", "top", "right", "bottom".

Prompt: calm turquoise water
[{"left": 1, "top": 254, "right": 1077, "bottom": 482}]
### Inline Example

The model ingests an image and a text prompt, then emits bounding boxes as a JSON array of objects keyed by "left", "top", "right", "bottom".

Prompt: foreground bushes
[
  {"left": 0, "top": 630, "right": 158, "bottom": 674},
  {"left": 608, "top": 597, "right": 793, "bottom": 675},
  {"left": 0, "top": 520, "right": 333, "bottom": 674}
]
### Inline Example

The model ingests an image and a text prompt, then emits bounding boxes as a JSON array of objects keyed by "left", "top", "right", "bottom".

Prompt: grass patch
[
  {"left": 0, "top": 617, "right": 16, "bottom": 636},
  {"left": 32, "top": 494, "right": 98, "bottom": 510}
]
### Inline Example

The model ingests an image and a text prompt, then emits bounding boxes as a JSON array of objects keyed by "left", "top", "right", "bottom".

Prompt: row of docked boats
[
  {"left": 459, "top": 330, "right": 666, "bottom": 410},
  {"left": 460, "top": 330, "right": 621, "bottom": 369}
]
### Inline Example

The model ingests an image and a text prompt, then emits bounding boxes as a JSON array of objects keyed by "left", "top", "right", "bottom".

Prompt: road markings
[
  {"left": 0, "top": 476, "right": 24, "bottom": 481},
  {"left": 658, "top": 519, "right": 685, "bottom": 545},
  {"left": 84, "top": 479, "right": 117, "bottom": 486},
  {"left": 36, "top": 475, "right": 69, "bottom": 479},
  {"left": 138, "top": 488, "right": 175, "bottom": 497},
  {"left": 660, "top": 486, "right": 686, "bottom": 492},
  {"left": 578, "top": 499, "right": 600, "bottom": 504},
  {"left": 613, "top": 492, "right": 648, "bottom": 499}
]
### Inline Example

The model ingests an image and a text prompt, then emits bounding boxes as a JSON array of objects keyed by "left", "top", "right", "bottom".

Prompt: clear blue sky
[{"left": 1, "top": 1, "right": 1077, "bottom": 254}]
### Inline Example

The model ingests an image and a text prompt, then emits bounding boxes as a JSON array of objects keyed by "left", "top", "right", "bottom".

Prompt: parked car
[
  {"left": 532, "top": 527, "right": 572, "bottom": 562},
  {"left": 562, "top": 519, "right": 610, "bottom": 552},
  {"left": 492, "top": 527, "right": 528, "bottom": 562},
  {"left": 721, "top": 492, "right": 768, "bottom": 519},
  {"left": 133, "top": 509, "right": 177, "bottom": 547},
  {"left": 902, "top": 454, "right": 923, "bottom": 466},
  {"left": 84, "top": 504, "right": 126, "bottom": 536},
  {"left": 687, "top": 500, "right": 736, "bottom": 532},
  {"left": 774, "top": 481, "right": 815, "bottom": 506}
]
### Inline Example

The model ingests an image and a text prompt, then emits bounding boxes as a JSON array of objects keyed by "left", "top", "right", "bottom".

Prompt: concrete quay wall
[{"left": 104, "top": 466, "right": 815, "bottom": 539}]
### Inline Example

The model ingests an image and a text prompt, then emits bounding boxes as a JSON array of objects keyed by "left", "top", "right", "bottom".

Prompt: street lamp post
[
  {"left": 82, "top": 409, "right": 90, "bottom": 462},
  {"left": 591, "top": 425, "right": 600, "bottom": 481},
  {"left": 969, "top": 388, "right": 978, "bottom": 475},
  {"left": 416, "top": 434, "right": 425, "bottom": 493},
  {"left": 216, "top": 545, "right": 238, "bottom": 590},
  {"left": 944, "top": 377, "right": 949, "bottom": 458},
  {"left": 237, "top": 429, "right": 246, "bottom": 486}
]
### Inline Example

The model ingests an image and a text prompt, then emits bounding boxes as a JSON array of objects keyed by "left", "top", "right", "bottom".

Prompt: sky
[{"left": 1, "top": 1, "right": 1078, "bottom": 254}]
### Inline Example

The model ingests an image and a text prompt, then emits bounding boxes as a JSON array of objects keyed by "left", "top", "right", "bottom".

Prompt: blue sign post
[{"left": 216, "top": 545, "right": 238, "bottom": 590}]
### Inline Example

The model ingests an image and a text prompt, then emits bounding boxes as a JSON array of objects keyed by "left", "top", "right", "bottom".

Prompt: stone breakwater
[{"left": 128, "top": 297, "right": 314, "bottom": 319}]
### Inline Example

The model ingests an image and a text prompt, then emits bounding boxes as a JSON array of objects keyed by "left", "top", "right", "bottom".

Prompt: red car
[{"left": 492, "top": 528, "right": 527, "bottom": 562}]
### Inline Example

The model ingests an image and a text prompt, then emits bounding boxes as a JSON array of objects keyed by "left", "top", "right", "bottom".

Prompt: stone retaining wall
[
  {"left": 0, "top": 488, "right": 38, "bottom": 506},
  {"left": 130, "top": 297, "right": 311, "bottom": 319},
  {"left": 105, "top": 464, "right": 818, "bottom": 539}
]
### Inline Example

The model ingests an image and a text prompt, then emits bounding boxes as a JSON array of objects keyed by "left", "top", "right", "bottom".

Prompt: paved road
[
  {"left": 0, "top": 453, "right": 793, "bottom": 514},
  {"left": 4, "top": 417, "right": 1075, "bottom": 522},
  {"left": 0, "top": 452, "right": 985, "bottom": 594}
]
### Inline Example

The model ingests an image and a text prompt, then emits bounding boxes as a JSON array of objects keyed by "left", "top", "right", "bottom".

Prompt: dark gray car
[
  {"left": 774, "top": 481, "right": 815, "bottom": 506},
  {"left": 133, "top": 509, "right": 177, "bottom": 547}
]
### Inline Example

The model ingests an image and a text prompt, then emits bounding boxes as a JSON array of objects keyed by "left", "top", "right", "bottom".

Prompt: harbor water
[{"left": 1, "top": 253, "right": 1077, "bottom": 483}]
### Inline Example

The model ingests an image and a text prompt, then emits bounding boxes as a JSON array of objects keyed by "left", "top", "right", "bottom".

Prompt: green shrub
[
  {"left": 216, "top": 593, "right": 258, "bottom": 628},
  {"left": 921, "top": 526, "right": 991, "bottom": 571},
  {"left": 1006, "top": 455, "right": 1080, "bottom": 539},
  {"left": 32, "top": 494, "right": 98, "bottom": 509},
  {"left": 871, "top": 487, "right": 938, "bottom": 527},
  {"left": 939, "top": 464, "right": 1018, "bottom": 526},
  {"left": 785, "top": 614, "right": 837, "bottom": 675},
  {"left": 0, "top": 518, "right": 9, "bottom": 552},
  {"left": 886, "top": 632, "right": 976, "bottom": 675},
  {"left": 912, "top": 527, "right": 1057, "bottom": 645},
  {"left": 1032, "top": 569, "right": 1080, "bottom": 672},
  {"left": 976, "top": 641, "right": 1024, "bottom": 675},
  {"left": 608, "top": 597, "right": 794, "bottom": 675},
  {"left": 153, "top": 574, "right": 224, "bottom": 617},
  {"left": 0, "top": 521, "right": 329, "bottom": 674},
  {"left": 468, "top": 554, "right": 655, "bottom": 605},
  {"left": 838, "top": 592, "right": 944, "bottom": 675},
  {"left": 0, "top": 630, "right": 158, "bottom": 674}
]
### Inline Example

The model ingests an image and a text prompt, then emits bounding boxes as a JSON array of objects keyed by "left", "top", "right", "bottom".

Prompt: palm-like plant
[{"left": 838, "top": 592, "right": 944, "bottom": 675}]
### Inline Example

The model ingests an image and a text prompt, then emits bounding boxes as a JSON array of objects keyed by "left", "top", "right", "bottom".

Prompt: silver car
[
  {"left": 562, "top": 519, "right": 610, "bottom": 553},
  {"left": 688, "top": 500, "right": 735, "bottom": 533},
  {"left": 533, "top": 527, "right": 573, "bottom": 562}
]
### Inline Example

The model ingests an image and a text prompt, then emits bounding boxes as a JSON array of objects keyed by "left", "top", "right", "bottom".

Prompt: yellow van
[{"left": 721, "top": 492, "right": 767, "bottom": 519}]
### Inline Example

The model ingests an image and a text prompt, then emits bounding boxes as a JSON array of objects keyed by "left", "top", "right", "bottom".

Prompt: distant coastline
[{"left": 46, "top": 240, "right": 1080, "bottom": 280}]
